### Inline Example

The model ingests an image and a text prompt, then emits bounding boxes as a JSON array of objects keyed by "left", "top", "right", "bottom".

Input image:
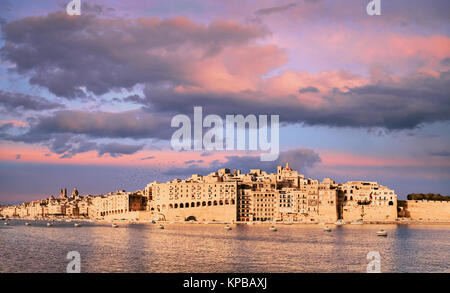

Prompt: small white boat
[
  {"left": 377, "top": 229, "right": 388, "bottom": 236},
  {"left": 324, "top": 226, "right": 332, "bottom": 232},
  {"left": 112, "top": 223, "right": 118, "bottom": 228},
  {"left": 46, "top": 222, "right": 52, "bottom": 227},
  {"left": 351, "top": 219, "right": 363, "bottom": 225},
  {"left": 247, "top": 222, "right": 254, "bottom": 225},
  {"left": 224, "top": 225, "right": 232, "bottom": 230},
  {"left": 158, "top": 224, "right": 165, "bottom": 229},
  {"left": 4, "top": 221, "right": 9, "bottom": 225},
  {"left": 74, "top": 223, "right": 81, "bottom": 227},
  {"left": 269, "top": 226, "right": 277, "bottom": 232},
  {"left": 25, "top": 222, "right": 31, "bottom": 226},
  {"left": 334, "top": 220, "right": 344, "bottom": 226}
]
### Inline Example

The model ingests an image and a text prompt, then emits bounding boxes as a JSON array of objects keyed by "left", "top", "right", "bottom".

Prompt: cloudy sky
[{"left": 0, "top": 0, "right": 449, "bottom": 202}]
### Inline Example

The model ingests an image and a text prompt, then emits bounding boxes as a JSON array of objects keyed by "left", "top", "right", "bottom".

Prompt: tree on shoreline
[{"left": 407, "top": 193, "right": 450, "bottom": 201}]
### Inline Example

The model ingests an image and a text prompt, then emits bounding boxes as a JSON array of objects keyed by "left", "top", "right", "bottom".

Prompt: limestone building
[{"left": 144, "top": 163, "right": 396, "bottom": 223}]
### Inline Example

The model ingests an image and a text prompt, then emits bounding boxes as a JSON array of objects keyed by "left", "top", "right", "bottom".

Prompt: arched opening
[
  {"left": 225, "top": 200, "right": 229, "bottom": 205},
  {"left": 186, "top": 202, "right": 189, "bottom": 208},
  {"left": 213, "top": 200, "right": 218, "bottom": 206},
  {"left": 231, "top": 199, "right": 235, "bottom": 205},
  {"left": 174, "top": 203, "right": 178, "bottom": 208},
  {"left": 388, "top": 201, "right": 393, "bottom": 206},
  {"left": 169, "top": 204, "right": 173, "bottom": 209},
  {"left": 219, "top": 200, "right": 223, "bottom": 205},
  {"left": 197, "top": 202, "right": 201, "bottom": 207},
  {"left": 186, "top": 216, "right": 196, "bottom": 221},
  {"left": 180, "top": 203, "right": 184, "bottom": 208},
  {"left": 162, "top": 204, "right": 166, "bottom": 210},
  {"left": 202, "top": 201, "right": 206, "bottom": 206},
  {"left": 208, "top": 201, "right": 212, "bottom": 206}
]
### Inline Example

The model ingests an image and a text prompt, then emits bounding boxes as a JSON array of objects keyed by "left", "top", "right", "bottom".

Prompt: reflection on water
[{"left": 1, "top": 220, "right": 449, "bottom": 273}]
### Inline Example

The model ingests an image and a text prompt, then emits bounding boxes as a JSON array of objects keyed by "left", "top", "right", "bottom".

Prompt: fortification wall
[
  {"left": 405, "top": 200, "right": 450, "bottom": 221},
  {"left": 342, "top": 203, "right": 397, "bottom": 222}
]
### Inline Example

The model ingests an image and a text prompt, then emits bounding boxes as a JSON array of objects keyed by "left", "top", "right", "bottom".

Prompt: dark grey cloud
[
  {"left": 255, "top": 2, "right": 298, "bottom": 15},
  {"left": 25, "top": 109, "right": 173, "bottom": 140},
  {"left": 163, "top": 148, "right": 321, "bottom": 177},
  {"left": 429, "top": 151, "right": 450, "bottom": 157},
  {"left": 184, "top": 159, "right": 204, "bottom": 164},
  {"left": 123, "top": 94, "right": 146, "bottom": 104},
  {"left": 140, "top": 70, "right": 450, "bottom": 130},
  {"left": 441, "top": 57, "right": 450, "bottom": 67},
  {"left": 50, "top": 136, "right": 143, "bottom": 159},
  {"left": 0, "top": 90, "right": 64, "bottom": 112},
  {"left": 253, "top": 0, "right": 450, "bottom": 30},
  {"left": 97, "top": 142, "right": 144, "bottom": 158},
  {"left": 0, "top": 109, "right": 167, "bottom": 158},
  {"left": 141, "top": 156, "right": 155, "bottom": 160},
  {"left": 1, "top": 12, "right": 268, "bottom": 98},
  {"left": 299, "top": 86, "right": 320, "bottom": 94}
]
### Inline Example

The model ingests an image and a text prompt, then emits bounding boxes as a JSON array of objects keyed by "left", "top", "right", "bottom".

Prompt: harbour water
[{"left": 1, "top": 220, "right": 449, "bottom": 273}]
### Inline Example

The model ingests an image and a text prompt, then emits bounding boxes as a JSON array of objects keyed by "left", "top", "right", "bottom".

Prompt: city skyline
[{"left": 1, "top": 0, "right": 449, "bottom": 203}]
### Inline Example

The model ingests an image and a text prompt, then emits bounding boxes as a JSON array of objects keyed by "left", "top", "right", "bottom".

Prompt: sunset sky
[{"left": 0, "top": 0, "right": 449, "bottom": 202}]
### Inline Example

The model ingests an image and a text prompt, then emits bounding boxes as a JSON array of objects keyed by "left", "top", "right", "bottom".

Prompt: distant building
[{"left": 91, "top": 190, "right": 147, "bottom": 220}]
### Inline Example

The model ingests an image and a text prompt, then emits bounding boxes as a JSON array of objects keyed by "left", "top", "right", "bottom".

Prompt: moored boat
[
  {"left": 269, "top": 226, "right": 277, "bottom": 232},
  {"left": 350, "top": 219, "right": 363, "bottom": 225},
  {"left": 224, "top": 225, "right": 232, "bottom": 230},
  {"left": 376, "top": 229, "right": 388, "bottom": 236},
  {"left": 323, "top": 226, "right": 332, "bottom": 232},
  {"left": 334, "top": 220, "right": 345, "bottom": 226}
]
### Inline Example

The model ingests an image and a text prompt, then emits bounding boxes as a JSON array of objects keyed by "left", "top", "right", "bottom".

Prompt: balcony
[{"left": 357, "top": 199, "right": 372, "bottom": 205}]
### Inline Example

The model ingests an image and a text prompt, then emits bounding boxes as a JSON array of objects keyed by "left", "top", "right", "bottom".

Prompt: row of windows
[{"left": 157, "top": 199, "right": 236, "bottom": 210}]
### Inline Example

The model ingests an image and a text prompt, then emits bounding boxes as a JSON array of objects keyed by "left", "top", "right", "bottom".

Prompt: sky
[{"left": 0, "top": 0, "right": 449, "bottom": 202}]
